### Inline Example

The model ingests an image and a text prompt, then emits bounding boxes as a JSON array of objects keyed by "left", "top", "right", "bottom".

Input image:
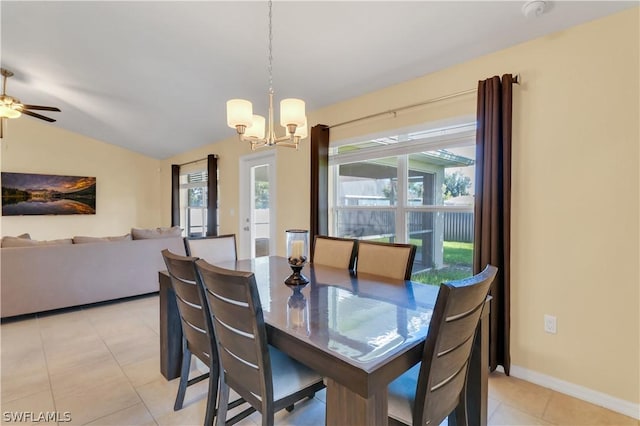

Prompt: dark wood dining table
[{"left": 159, "top": 256, "right": 490, "bottom": 426}]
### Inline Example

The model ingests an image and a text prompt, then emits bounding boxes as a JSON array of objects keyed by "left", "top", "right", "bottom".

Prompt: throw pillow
[
  {"left": 131, "top": 226, "right": 182, "bottom": 240},
  {"left": 73, "top": 233, "right": 132, "bottom": 244},
  {"left": 0, "top": 233, "right": 31, "bottom": 246},
  {"left": 1, "top": 237, "right": 73, "bottom": 248}
]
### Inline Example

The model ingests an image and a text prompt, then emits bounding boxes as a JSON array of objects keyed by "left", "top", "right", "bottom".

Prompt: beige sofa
[{"left": 0, "top": 236, "right": 186, "bottom": 318}]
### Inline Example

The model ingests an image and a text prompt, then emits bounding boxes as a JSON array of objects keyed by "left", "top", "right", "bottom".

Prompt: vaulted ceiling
[{"left": 1, "top": 1, "right": 635, "bottom": 159}]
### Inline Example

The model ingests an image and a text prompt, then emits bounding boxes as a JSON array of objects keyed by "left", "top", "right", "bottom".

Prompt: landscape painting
[{"left": 1, "top": 172, "right": 96, "bottom": 216}]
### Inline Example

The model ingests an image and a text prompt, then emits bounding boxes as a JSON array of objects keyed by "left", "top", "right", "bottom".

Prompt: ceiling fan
[{"left": 0, "top": 68, "right": 61, "bottom": 138}]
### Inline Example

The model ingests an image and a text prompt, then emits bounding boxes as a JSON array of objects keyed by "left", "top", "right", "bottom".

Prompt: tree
[
  {"left": 443, "top": 171, "right": 471, "bottom": 199},
  {"left": 188, "top": 187, "right": 205, "bottom": 207},
  {"left": 255, "top": 181, "right": 270, "bottom": 209}
]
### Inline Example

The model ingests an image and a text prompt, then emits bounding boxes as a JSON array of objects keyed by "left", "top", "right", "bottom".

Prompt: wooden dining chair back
[
  {"left": 356, "top": 240, "right": 417, "bottom": 280},
  {"left": 161, "top": 249, "right": 218, "bottom": 426},
  {"left": 195, "top": 259, "right": 325, "bottom": 426},
  {"left": 312, "top": 235, "right": 358, "bottom": 270},
  {"left": 387, "top": 264, "right": 498, "bottom": 426},
  {"left": 185, "top": 234, "right": 237, "bottom": 265}
]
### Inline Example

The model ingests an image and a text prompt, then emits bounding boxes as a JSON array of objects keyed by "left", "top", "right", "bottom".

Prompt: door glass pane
[{"left": 253, "top": 164, "right": 270, "bottom": 257}]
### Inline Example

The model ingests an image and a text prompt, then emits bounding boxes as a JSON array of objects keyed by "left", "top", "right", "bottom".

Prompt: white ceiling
[{"left": 1, "top": 1, "right": 636, "bottom": 159}]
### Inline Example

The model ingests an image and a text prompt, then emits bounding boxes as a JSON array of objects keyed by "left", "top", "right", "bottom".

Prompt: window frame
[{"left": 328, "top": 121, "right": 476, "bottom": 272}]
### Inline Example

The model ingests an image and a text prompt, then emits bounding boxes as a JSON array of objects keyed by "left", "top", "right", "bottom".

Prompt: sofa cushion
[
  {"left": 73, "top": 234, "right": 132, "bottom": 244},
  {"left": 132, "top": 226, "right": 182, "bottom": 240},
  {"left": 1, "top": 237, "right": 73, "bottom": 248}
]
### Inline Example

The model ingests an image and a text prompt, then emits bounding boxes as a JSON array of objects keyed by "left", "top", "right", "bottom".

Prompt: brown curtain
[
  {"left": 474, "top": 74, "right": 512, "bottom": 374},
  {"left": 171, "top": 165, "right": 180, "bottom": 227},
  {"left": 206, "top": 154, "right": 218, "bottom": 236},
  {"left": 309, "top": 124, "right": 330, "bottom": 261}
]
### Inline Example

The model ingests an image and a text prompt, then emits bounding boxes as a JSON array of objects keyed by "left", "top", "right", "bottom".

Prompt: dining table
[{"left": 159, "top": 256, "right": 490, "bottom": 426}]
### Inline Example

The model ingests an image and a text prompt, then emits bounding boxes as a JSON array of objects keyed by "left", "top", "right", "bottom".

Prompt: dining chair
[
  {"left": 195, "top": 259, "right": 326, "bottom": 426},
  {"left": 161, "top": 249, "right": 219, "bottom": 426},
  {"left": 312, "top": 235, "right": 358, "bottom": 270},
  {"left": 387, "top": 264, "right": 498, "bottom": 426},
  {"left": 356, "top": 240, "right": 417, "bottom": 280},
  {"left": 185, "top": 234, "right": 237, "bottom": 265}
]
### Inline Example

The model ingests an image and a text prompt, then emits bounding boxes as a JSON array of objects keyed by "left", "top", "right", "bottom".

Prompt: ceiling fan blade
[
  {"left": 21, "top": 104, "right": 61, "bottom": 112},
  {"left": 22, "top": 110, "right": 56, "bottom": 123}
]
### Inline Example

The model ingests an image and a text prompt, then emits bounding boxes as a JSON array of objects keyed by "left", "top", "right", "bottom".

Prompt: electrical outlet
[{"left": 544, "top": 314, "right": 557, "bottom": 334}]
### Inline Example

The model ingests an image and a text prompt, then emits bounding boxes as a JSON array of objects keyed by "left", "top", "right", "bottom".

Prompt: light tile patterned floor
[{"left": 1, "top": 295, "right": 637, "bottom": 425}]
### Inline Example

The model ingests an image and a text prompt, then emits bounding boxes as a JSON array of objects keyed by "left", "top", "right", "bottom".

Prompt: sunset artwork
[{"left": 1, "top": 172, "right": 96, "bottom": 216}]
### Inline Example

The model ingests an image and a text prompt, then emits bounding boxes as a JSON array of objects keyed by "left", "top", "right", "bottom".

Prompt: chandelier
[{"left": 226, "top": 0, "right": 307, "bottom": 150}]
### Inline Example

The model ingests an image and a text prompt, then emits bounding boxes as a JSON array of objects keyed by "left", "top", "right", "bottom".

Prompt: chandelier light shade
[
  {"left": 226, "top": 99, "right": 253, "bottom": 130},
  {"left": 226, "top": 0, "right": 308, "bottom": 150},
  {"left": 280, "top": 98, "right": 306, "bottom": 128},
  {"left": 245, "top": 114, "right": 266, "bottom": 139},
  {"left": 296, "top": 119, "right": 308, "bottom": 140}
]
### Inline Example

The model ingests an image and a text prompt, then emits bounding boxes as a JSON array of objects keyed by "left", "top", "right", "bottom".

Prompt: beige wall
[
  {"left": 1, "top": 5, "right": 634, "bottom": 412},
  {"left": 160, "top": 126, "right": 312, "bottom": 257},
  {"left": 1, "top": 119, "right": 163, "bottom": 240},
  {"left": 165, "top": 8, "right": 639, "bottom": 407}
]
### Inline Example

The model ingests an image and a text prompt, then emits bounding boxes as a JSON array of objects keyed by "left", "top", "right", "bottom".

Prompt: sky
[{"left": 1, "top": 172, "right": 95, "bottom": 193}]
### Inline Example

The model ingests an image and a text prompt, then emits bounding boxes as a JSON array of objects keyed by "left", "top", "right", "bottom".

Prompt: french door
[{"left": 238, "top": 152, "right": 277, "bottom": 259}]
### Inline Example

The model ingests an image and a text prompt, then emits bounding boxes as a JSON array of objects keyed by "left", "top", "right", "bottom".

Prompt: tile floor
[{"left": 1, "top": 295, "right": 637, "bottom": 426}]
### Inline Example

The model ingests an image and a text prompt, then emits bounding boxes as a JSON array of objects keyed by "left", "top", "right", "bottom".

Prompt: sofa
[{"left": 0, "top": 232, "right": 186, "bottom": 318}]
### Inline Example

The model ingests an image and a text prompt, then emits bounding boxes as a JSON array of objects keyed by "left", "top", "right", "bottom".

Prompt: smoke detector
[{"left": 522, "top": 0, "right": 547, "bottom": 18}]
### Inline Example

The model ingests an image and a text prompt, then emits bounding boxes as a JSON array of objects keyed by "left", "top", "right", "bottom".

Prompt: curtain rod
[
  {"left": 329, "top": 74, "right": 520, "bottom": 130},
  {"left": 177, "top": 155, "right": 218, "bottom": 167}
]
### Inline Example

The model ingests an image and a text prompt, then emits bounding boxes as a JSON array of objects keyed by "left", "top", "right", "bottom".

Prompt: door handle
[{"left": 243, "top": 226, "right": 250, "bottom": 231}]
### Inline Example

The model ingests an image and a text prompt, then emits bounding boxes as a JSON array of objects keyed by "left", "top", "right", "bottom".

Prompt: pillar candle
[{"left": 291, "top": 240, "right": 304, "bottom": 259}]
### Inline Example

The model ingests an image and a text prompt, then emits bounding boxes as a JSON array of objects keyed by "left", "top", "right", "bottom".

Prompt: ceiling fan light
[
  {"left": 245, "top": 115, "right": 266, "bottom": 139},
  {"left": 226, "top": 99, "right": 253, "bottom": 129},
  {"left": 280, "top": 98, "right": 306, "bottom": 128},
  {"left": 0, "top": 105, "right": 21, "bottom": 119}
]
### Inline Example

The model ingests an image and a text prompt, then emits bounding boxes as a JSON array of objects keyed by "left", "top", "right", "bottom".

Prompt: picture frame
[{"left": 1, "top": 172, "right": 96, "bottom": 216}]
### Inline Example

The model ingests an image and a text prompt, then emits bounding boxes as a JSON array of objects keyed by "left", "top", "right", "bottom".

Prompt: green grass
[
  {"left": 362, "top": 237, "right": 474, "bottom": 285},
  {"left": 443, "top": 241, "right": 473, "bottom": 266},
  {"left": 411, "top": 266, "right": 472, "bottom": 286},
  {"left": 412, "top": 240, "right": 473, "bottom": 286}
]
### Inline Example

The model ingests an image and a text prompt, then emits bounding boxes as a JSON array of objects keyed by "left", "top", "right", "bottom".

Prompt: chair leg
[
  {"left": 216, "top": 378, "right": 229, "bottom": 426},
  {"left": 174, "top": 344, "right": 192, "bottom": 411},
  {"left": 262, "top": 410, "right": 274, "bottom": 426},
  {"left": 453, "top": 391, "right": 468, "bottom": 426},
  {"left": 204, "top": 360, "right": 219, "bottom": 426}
]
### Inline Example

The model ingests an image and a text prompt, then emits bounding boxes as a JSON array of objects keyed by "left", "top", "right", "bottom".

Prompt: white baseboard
[{"left": 495, "top": 365, "right": 640, "bottom": 420}]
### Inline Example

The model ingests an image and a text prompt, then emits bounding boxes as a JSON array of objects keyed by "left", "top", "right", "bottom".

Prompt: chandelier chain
[{"left": 268, "top": 0, "right": 273, "bottom": 94}]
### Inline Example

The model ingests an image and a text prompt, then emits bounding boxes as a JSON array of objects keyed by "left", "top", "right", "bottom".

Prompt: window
[
  {"left": 329, "top": 122, "right": 476, "bottom": 284},
  {"left": 180, "top": 170, "right": 216, "bottom": 237}
]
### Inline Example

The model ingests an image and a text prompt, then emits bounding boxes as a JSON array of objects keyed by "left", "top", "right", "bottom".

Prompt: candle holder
[
  {"left": 287, "top": 286, "right": 309, "bottom": 335},
  {"left": 285, "top": 229, "right": 309, "bottom": 286}
]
